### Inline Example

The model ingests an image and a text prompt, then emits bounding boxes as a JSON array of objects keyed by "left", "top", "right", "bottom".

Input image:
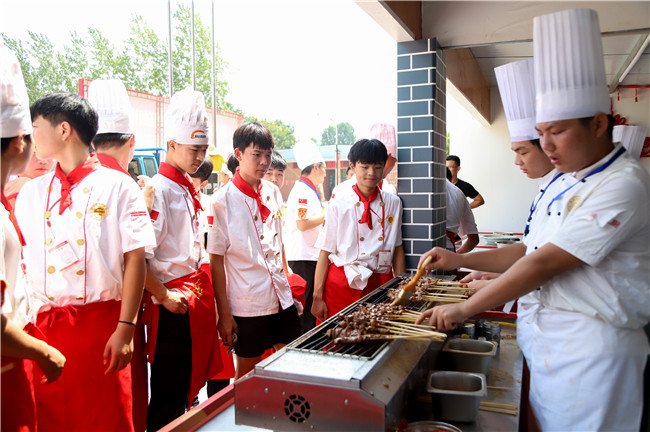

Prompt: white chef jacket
[
  {"left": 15, "top": 167, "right": 156, "bottom": 320},
  {"left": 285, "top": 179, "right": 324, "bottom": 261},
  {"left": 524, "top": 143, "right": 649, "bottom": 328},
  {"left": 330, "top": 174, "right": 396, "bottom": 200},
  {"left": 316, "top": 185, "right": 402, "bottom": 290},
  {"left": 146, "top": 174, "right": 204, "bottom": 283},
  {"left": 1, "top": 206, "right": 29, "bottom": 329},
  {"left": 445, "top": 180, "right": 478, "bottom": 249},
  {"left": 520, "top": 143, "right": 649, "bottom": 431},
  {"left": 207, "top": 179, "right": 294, "bottom": 317}
]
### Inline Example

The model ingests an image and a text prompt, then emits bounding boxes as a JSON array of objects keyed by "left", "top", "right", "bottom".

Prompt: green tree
[
  {"left": 245, "top": 116, "right": 297, "bottom": 150},
  {"left": 320, "top": 122, "right": 355, "bottom": 146}
]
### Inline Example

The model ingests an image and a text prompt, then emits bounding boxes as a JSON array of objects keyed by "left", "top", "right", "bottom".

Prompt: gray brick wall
[{"left": 397, "top": 38, "right": 447, "bottom": 271}]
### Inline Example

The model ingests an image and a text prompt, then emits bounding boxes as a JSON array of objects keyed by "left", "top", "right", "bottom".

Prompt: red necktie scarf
[
  {"left": 53, "top": 154, "right": 100, "bottom": 215},
  {"left": 157, "top": 162, "right": 203, "bottom": 214},
  {"left": 1, "top": 191, "right": 26, "bottom": 246},
  {"left": 352, "top": 184, "right": 379, "bottom": 229},
  {"left": 96, "top": 153, "right": 130, "bottom": 177},
  {"left": 232, "top": 172, "right": 271, "bottom": 222}
]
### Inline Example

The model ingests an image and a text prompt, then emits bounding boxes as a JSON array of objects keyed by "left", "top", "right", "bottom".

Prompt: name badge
[
  {"left": 377, "top": 249, "right": 392, "bottom": 269},
  {"left": 47, "top": 241, "right": 81, "bottom": 272}
]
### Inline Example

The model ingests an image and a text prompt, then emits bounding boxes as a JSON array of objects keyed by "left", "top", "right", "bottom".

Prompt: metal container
[
  {"left": 426, "top": 371, "right": 486, "bottom": 423},
  {"left": 483, "top": 322, "right": 502, "bottom": 354},
  {"left": 461, "top": 322, "right": 475, "bottom": 339},
  {"left": 405, "top": 420, "right": 463, "bottom": 432},
  {"left": 442, "top": 338, "right": 497, "bottom": 377}
]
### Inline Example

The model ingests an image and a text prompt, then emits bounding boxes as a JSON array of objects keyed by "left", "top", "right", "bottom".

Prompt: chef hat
[
  {"left": 613, "top": 125, "right": 648, "bottom": 159},
  {"left": 164, "top": 88, "right": 209, "bottom": 145},
  {"left": 495, "top": 59, "right": 538, "bottom": 142},
  {"left": 534, "top": 8, "right": 609, "bottom": 123},
  {"left": 294, "top": 141, "right": 324, "bottom": 170},
  {"left": 370, "top": 123, "right": 397, "bottom": 157},
  {"left": 1, "top": 45, "right": 32, "bottom": 138},
  {"left": 87, "top": 78, "right": 133, "bottom": 134}
]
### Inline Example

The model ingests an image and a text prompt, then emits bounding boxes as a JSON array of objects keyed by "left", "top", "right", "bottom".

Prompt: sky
[{"left": 0, "top": 0, "right": 397, "bottom": 144}]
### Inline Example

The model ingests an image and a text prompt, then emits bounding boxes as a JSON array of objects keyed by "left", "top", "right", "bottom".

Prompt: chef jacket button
[
  {"left": 361, "top": 252, "right": 366, "bottom": 256},
  {"left": 44, "top": 211, "right": 51, "bottom": 218},
  {"left": 266, "top": 196, "right": 270, "bottom": 201},
  {"left": 47, "top": 266, "right": 56, "bottom": 274},
  {"left": 534, "top": 246, "right": 538, "bottom": 250},
  {"left": 83, "top": 187, "right": 90, "bottom": 194},
  {"left": 48, "top": 296, "right": 54, "bottom": 300},
  {"left": 356, "top": 202, "right": 361, "bottom": 207},
  {"left": 76, "top": 212, "right": 83, "bottom": 219},
  {"left": 76, "top": 270, "right": 84, "bottom": 275},
  {"left": 77, "top": 239, "right": 85, "bottom": 246},
  {"left": 380, "top": 202, "right": 384, "bottom": 207},
  {"left": 378, "top": 218, "right": 383, "bottom": 223},
  {"left": 76, "top": 296, "right": 84, "bottom": 299},
  {"left": 254, "top": 216, "right": 258, "bottom": 221},
  {"left": 360, "top": 237, "right": 365, "bottom": 241},
  {"left": 260, "top": 234, "right": 264, "bottom": 240},
  {"left": 378, "top": 237, "right": 383, "bottom": 241},
  {"left": 45, "top": 238, "right": 52, "bottom": 245},
  {"left": 46, "top": 186, "right": 53, "bottom": 192}
]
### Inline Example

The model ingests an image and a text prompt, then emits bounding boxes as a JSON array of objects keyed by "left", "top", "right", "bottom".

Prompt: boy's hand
[
  {"left": 460, "top": 271, "right": 498, "bottom": 283},
  {"left": 103, "top": 325, "right": 134, "bottom": 374},
  {"left": 217, "top": 313, "right": 238, "bottom": 348},
  {"left": 311, "top": 296, "right": 328, "bottom": 322},
  {"left": 418, "top": 247, "right": 461, "bottom": 272},
  {"left": 36, "top": 343, "right": 66, "bottom": 384},
  {"left": 415, "top": 303, "right": 468, "bottom": 331},
  {"left": 159, "top": 289, "right": 189, "bottom": 314}
]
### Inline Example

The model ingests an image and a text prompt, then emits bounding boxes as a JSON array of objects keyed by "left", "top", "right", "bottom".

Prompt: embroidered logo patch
[
  {"left": 150, "top": 210, "right": 160, "bottom": 222},
  {"left": 207, "top": 215, "right": 214, "bottom": 225},
  {"left": 607, "top": 219, "right": 621, "bottom": 228},
  {"left": 567, "top": 196, "right": 581, "bottom": 212},
  {"left": 298, "top": 198, "right": 308, "bottom": 205},
  {"left": 298, "top": 208, "right": 307, "bottom": 219},
  {"left": 130, "top": 211, "right": 147, "bottom": 220},
  {"left": 387, "top": 215, "right": 395, "bottom": 225},
  {"left": 89, "top": 203, "right": 108, "bottom": 220},
  {"left": 190, "top": 129, "right": 207, "bottom": 139}
]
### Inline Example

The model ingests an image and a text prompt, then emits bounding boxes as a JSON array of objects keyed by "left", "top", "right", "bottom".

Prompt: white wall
[
  {"left": 446, "top": 84, "right": 540, "bottom": 233},
  {"left": 446, "top": 85, "right": 650, "bottom": 234}
]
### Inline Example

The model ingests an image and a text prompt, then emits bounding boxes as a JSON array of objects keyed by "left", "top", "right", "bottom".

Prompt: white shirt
[
  {"left": 316, "top": 185, "right": 402, "bottom": 290},
  {"left": 445, "top": 180, "right": 478, "bottom": 249},
  {"left": 147, "top": 174, "right": 204, "bottom": 283},
  {"left": 331, "top": 174, "right": 396, "bottom": 200},
  {"left": 207, "top": 179, "right": 294, "bottom": 317},
  {"left": 1, "top": 206, "right": 29, "bottom": 328},
  {"left": 524, "top": 144, "right": 650, "bottom": 329},
  {"left": 285, "top": 179, "right": 324, "bottom": 261},
  {"left": 15, "top": 167, "right": 156, "bottom": 319}
]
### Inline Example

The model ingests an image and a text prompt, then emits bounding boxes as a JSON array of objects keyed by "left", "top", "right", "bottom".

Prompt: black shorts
[{"left": 233, "top": 305, "right": 300, "bottom": 358}]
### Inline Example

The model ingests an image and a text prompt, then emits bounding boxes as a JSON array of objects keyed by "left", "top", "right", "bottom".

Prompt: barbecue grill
[{"left": 234, "top": 275, "right": 447, "bottom": 431}]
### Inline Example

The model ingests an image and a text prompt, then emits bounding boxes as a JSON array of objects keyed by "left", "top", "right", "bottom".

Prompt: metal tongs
[{"left": 391, "top": 255, "right": 432, "bottom": 306}]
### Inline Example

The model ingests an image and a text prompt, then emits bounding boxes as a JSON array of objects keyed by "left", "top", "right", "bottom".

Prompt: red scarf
[
  {"left": 352, "top": 184, "right": 379, "bottom": 229},
  {"left": 53, "top": 154, "right": 100, "bottom": 215},
  {"left": 157, "top": 162, "right": 203, "bottom": 214},
  {"left": 1, "top": 191, "right": 26, "bottom": 246},
  {"left": 232, "top": 172, "right": 270, "bottom": 222},
  {"left": 96, "top": 153, "right": 130, "bottom": 177}
]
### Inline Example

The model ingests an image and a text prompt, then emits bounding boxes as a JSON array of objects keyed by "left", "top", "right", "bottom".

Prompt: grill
[{"left": 234, "top": 275, "right": 447, "bottom": 431}]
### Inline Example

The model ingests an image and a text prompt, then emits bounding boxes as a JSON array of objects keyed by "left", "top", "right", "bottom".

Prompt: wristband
[{"left": 118, "top": 320, "right": 136, "bottom": 326}]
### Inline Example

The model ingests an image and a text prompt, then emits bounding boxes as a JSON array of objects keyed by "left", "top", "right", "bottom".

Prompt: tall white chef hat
[
  {"left": 87, "top": 78, "right": 133, "bottom": 135},
  {"left": 1, "top": 45, "right": 32, "bottom": 138},
  {"left": 495, "top": 59, "right": 538, "bottom": 142},
  {"left": 294, "top": 141, "right": 324, "bottom": 170},
  {"left": 164, "top": 88, "right": 209, "bottom": 145},
  {"left": 370, "top": 123, "right": 397, "bottom": 158},
  {"left": 613, "top": 125, "right": 648, "bottom": 159},
  {"left": 534, "top": 8, "right": 610, "bottom": 123}
]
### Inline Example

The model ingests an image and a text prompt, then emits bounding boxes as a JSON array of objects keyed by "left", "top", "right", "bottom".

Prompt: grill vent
[{"left": 284, "top": 394, "right": 310, "bottom": 423}]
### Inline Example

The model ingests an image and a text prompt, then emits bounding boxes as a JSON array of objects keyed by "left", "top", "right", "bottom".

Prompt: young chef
[
  {"left": 144, "top": 89, "right": 222, "bottom": 431},
  {"left": 285, "top": 141, "right": 326, "bottom": 333},
  {"left": 311, "top": 138, "right": 405, "bottom": 322},
  {"left": 416, "top": 9, "right": 649, "bottom": 430}
]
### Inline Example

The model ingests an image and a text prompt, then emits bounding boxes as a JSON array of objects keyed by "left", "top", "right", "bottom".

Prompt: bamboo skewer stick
[
  {"left": 479, "top": 405, "right": 518, "bottom": 416},
  {"left": 480, "top": 401, "right": 518, "bottom": 409},
  {"left": 487, "top": 386, "right": 512, "bottom": 391}
]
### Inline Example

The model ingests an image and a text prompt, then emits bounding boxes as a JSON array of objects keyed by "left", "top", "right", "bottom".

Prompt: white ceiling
[{"left": 420, "top": 1, "right": 650, "bottom": 89}]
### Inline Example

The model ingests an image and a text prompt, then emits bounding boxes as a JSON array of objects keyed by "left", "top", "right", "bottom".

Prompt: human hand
[
  {"left": 159, "top": 289, "right": 189, "bottom": 314},
  {"left": 217, "top": 313, "right": 238, "bottom": 348},
  {"left": 415, "top": 303, "right": 468, "bottom": 331},
  {"left": 137, "top": 175, "right": 151, "bottom": 188},
  {"left": 417, "top": 247, "right": 461, "bottom": 273},
  {"left": 103, "top": 325, "right": 134, "bottom": 374},
  {"left": 467, "top": 279, "right": 492, "bottom": 293},
  {"left": 142, "top": 184, "right": 155, "bottom": 212},
  {"left": 460, "top": 271, "right": 496, "bottom": 283},
  {"left": 311, "top": 296, "right": 328, "bottom": 322},
  {"left": 36, "top": 343, "right": 66, "bottom": 384}
]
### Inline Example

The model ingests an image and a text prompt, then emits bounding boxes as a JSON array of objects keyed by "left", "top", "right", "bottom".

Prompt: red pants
[
  {"left": 324, "top": 264, "right": 392, "bottom": 318},
  {"left": 1, "top": 354, "right": 36, "bottom": 432},
  {"left": 30, "top": 301, "right": 134, "bottom": 432}
]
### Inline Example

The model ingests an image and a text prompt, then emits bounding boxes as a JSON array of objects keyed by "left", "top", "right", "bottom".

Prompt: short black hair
[
  {"left": 30, "top": 92, "right": 98, "bottom": 146},
  {"left": 348, "top": 138, "right": 388, "bottom": 166},
  {"left": 529, "top": 138, "right": 541, "bottom": 149},
  {"left": 446, "top": 155, "right": 460, "bottom": 166},
  {"left": 188, "top": 158, "right": 213, "bottom": 182},
  {"left": 578, "top": 114, "right": 615, "bottom": 141},
  {"left": 226, "top": 153, "right": 239, "bottom": 175},
  {"left": 270, "top": 150, "right": 287, "bottom": 171},
  {"left": 2, "top": 134, "right": 31, "bottom": 155},
  {"left": 233, "top": 122, "right": 274, "bottom": 152},
  {"left": 301, "top": 162, "right": 323, "bottom": 176},
  {"left": 92, "top": 133, "right": 133, "bottom": 150}
]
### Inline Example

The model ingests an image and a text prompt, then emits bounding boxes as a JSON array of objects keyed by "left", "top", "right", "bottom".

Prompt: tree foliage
[
  {"left": 321, "top": 122, "right": 355, "bottom": 147},
  {"left": 245, "top": 116, "right": 297, "bottom": 150}
]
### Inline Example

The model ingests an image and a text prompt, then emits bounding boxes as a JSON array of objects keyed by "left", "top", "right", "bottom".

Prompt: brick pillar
[{"left": 396, "top": 38, "right": 447, "bottom": 272}]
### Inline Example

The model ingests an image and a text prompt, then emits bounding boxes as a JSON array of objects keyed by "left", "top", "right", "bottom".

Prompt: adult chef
[{"left": 417, "top": 8, "right": 649, "bottom": 431}]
